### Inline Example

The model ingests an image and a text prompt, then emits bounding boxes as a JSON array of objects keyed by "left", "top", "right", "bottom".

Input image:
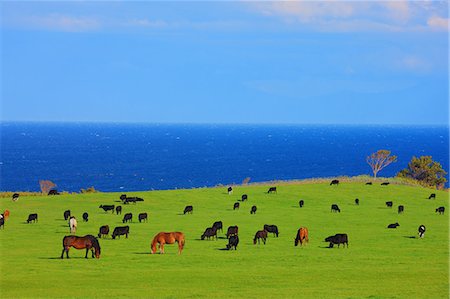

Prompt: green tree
[
  {"left": 366, "top": 150, "right": 397, "bottom": 178},
  {"left": 397, "top": 156, "right": 447, "bottom": 189}
]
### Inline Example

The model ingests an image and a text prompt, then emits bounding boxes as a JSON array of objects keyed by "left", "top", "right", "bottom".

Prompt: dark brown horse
[
  {"left": 294, "top": 227, "right": 309, "bottom": 246},
  {"left": 253, "top": 230, "right": 268, "bottom": 245},
  {"left": 61, "top": 235, "right": 101, "bottom": 259},
  {"left": 151, "top": 232, "right": 185, "bottom": 255}
]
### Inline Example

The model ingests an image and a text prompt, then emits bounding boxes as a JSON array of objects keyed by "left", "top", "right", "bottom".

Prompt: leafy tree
[
  {"left": 366, "top": 150, "right": 397, "bottom": 178},
  {"left": 397, "top": 156, "right": 447, "bottom": 189},
  {"left": 39, "top": 180, "right": 56, "bottom": 194}
]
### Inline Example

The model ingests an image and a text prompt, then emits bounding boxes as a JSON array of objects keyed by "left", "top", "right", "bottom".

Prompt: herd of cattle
[{"left": 0, "top": 181, "right": 446, "bottom": 254}]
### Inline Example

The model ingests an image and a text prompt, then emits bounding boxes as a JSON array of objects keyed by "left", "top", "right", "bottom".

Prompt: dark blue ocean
[{"left": 0, "top": 122, "right": 448, "bottom": 192}]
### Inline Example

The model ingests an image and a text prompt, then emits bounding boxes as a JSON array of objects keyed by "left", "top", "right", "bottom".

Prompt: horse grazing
[
  {"left": 61, "top": 235, "right": 101, "bottom": 259},
  {"left": 264, "top": 224, "right": 279, "bottom": 237},
  {"left": 212, "top": 221, "right": 223, "bottom": 232},
  {"left": 294, "top": 227, "right": 309, "bottom": 246},
  {"left": 253, "top": 230, "right": 267, "bottom": 245},
  {"left": 151, "top": 232, "right": 185, "bottom": 255}
]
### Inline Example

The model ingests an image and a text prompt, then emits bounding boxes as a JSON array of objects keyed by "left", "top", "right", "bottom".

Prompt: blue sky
[{"left": 1, "top": 1, "right": 448, "bottom": 125}]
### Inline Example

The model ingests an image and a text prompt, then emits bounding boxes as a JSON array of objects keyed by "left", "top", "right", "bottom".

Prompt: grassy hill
[{"left": 0, "top": 182, "right": 448, "bottom": 298}]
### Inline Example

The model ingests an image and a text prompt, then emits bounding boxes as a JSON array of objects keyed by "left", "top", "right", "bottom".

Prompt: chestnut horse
[
  {"left": 61, "top": 235, "right": 101, "bottom": 259},
  {"left": 151, "top": 232, "right": 185, "bottom": 255},
  {"left": 294, "top": 227, "right": 309, "bottom": 246}
]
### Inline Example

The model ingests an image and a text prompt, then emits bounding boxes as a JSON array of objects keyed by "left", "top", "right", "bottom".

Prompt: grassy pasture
[{"left": 0, "top": 183, "right": 448, "bottom": 298}]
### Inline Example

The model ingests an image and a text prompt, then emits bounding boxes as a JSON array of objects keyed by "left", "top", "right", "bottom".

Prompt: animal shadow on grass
[
  {"left": 318, "top": 245, "right": 335, "bottom": 249},
  {"left": 217, "top": 236, "right": 227, "bottom": 240},
  {"left": 403, "top": 236, "right": 417, "bottom": 239},
  {"left": 132, "top": 252, "right": 150, "bottom": 255},
  {"left": 216, "top": 248, "right": 231, "bottom": 251},
  {"left": 39, "top": 257, "right": 85, "bottom": 260}
]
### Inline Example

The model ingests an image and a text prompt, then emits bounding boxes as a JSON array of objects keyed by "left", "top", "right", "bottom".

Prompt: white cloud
[
  {"left": 11, "top": 14, "right": 101, "bottom": 32},
  {"left": 427, "top": 16, "right": 449, "bottom": 31}
]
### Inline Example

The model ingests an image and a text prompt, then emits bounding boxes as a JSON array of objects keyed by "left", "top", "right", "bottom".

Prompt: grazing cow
[
  {"left": 330, "top": 179, "right": 339, "bottom": 186},
  {"left": 122, "top": 213, "right": 132, "bottom": 223},
  {"left": 3, "top": 210, "right": 10, "bottom": 220},
  {"left": 183, "top": 205, "right": 193, "bottom": 214},
  {"left": 227, "top": 187, "right": 233, "bottom": 195},
  {"left": 48, "top": 189, "right": 60, "bottom": 195},
  {"left": 264, "top": 224, "right": 279, "bottom": 237},
  {"left": 250, "top": 205, "right": 257, "bottom": 214},
  {"left": 331, "top": 204, "right": 341, "bottom": 213},
  {"left": 355, "top": 198, "right": 359, "bottom": 205},
  {"left": 253, "top": 230, "right": 268, "bottom": 245},
  {"left": 241, "top": 194, "right": 248, "bottom": 201},
  {"left": 386, "top": 201, "right": 393, "bottom": 208},
  {"left": 294, "top": 227, "right": 309, "bottom": 246},
  {"left": 365, "top": 182, "right": 372, "bottom": 185},
  {"left": 299, "top": 200, "right": 304, "bottom": 208},
  {"left": 267, "top": 187, "right": 277, "bottom": 194},
  {"left": 138, "top": 212, "right": 148, "bottom": 223},
  {"left": 82, "top": 212, "right": 89, "bottom": 222},
  {"left": 120, "top": 194, "right": 127, "bottom": 201},
  {"left": 98, "top": 225, "right": 109, "bottom": 238},
  {"left": 325, "top": 233, "right": 348, "bottom": 248},
  {"left": 124, "top": 197, "right": 137, "bottom": 204},
  {"left": 112, "top": 226, "right": 129, "bottom": 239},
  {"left": 115, "top": 206, "right": 122, "bottom": 215},
  {"left": 69, "top": 216, "right": 77, "bottom": 233},
  {"left": 387, "top": 222, "right": 400, "bottom": 229},
  {"left": 226, "top": 235, "right": 239, "bottom": 250},
  {"left": 226, "top": 225, "right": 239, "bottom": 238},
  {"left": 398, "top": 205, "right": 404, "bottom": 214},
  {"left": 99, "top": 205, "right": 115, "bottom": 213},
  {"left": 436, "top": 206, "right": 445, "bottom": 215},
  {"left": 418, "top": 225, "right": 426, "bottom": 238},
  {"left": 428, "top": 193, "right": 436, "bottom": 199},
  {"left": 233, "top": 202, "right": 240, "bottom": 210},
  {"left": 12, "top": 193, "right": 19, "bottom": 201},
  {"left": 212, "top": 221, "right": 223, "bottom": 232},
  {"left": 63, "top": 210, "right": 71, "bottom": 221},
  {"left": 381, "top": 182, "right": 390, "bottom": 186},
  {"left": 0, "top": 216, "right": 4, "bottom": 229},
  {"left": 201, "top": 227, "right": 217, "bottom": 240},
  {"left": 27, "top": 213, "right": 38, "bottom": 223}
]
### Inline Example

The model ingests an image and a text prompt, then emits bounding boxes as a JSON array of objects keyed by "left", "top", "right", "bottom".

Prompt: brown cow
[{"left": 294, "top": 227, "right": 309, "bottom": 246}]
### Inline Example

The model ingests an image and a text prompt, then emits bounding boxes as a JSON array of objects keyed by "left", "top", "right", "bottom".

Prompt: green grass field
[{"left": 0, "top": 182, "right": 448, "bottom": 298}]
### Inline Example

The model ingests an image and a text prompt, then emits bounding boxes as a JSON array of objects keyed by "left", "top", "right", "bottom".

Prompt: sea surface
[{"left": 0, "top": 122, "right": 448, "bottom": 192}]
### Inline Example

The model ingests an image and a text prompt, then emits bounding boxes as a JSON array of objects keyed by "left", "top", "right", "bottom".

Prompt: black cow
[
  {"left": 226, "top": 235, "right": 239, "bottom": 250},
  {"left": 428, "top": 193, "right": 436, "bottom": 199},
  {"left": 418, "top": 225, "right": 426, "bottom": 238},
  {"left": 241, "top": 194, "right": 248, "bottom": 201},
  {"left": 331, "top": 204, "right": 341, "bottom": 213},
  {"left": 386, "top": 201, "right": 393, "bottom": 208},
  {"left": 355, "top": 198, "right": 359, "bottom": 205},
  {"left": 387, "top": 222, "right": 400, "bottom": 229},
  {"left": 212, "top": 221, "right": 223, "bottom": 232},
  {"left": 436, "top": 206, "right": 445, "bottom": 215},
  {"left": 250, "top": 205, "right": 257, "bottom": 214},
  {"left": 299, "top": 200, "right": 304, "bottom": 208},
  {"left": 124, "top": 197, "right": 137, "bottom": 204},
  {"left": 112, "top": 226, "right": 129, "bottom": 239},
  {"left": 398, "top": 205, "right": 404, "bottom": 214},
  {"left": 201, "top": 227, "right": 217, "bottom": 240},
  {"left": 82, "top": 212, "right": 89, "bottom": 222},
  {"left": 120, "top": 194, "right": 127, "bottom": 201},
  {"left": 48, "top": 189, "right": 60, "bottom": 195},
  {"left": 381, "top": 182, "right": 390, "bottom": 186},
  {"left": 138, "top": 213, "right": 148, "bottom": 223},
  {"left": 227, "top": 187, "right": 233, "bottom": 195},
  {"left": 116, "top": 206, "right": 122, "bottom": 215},
  {"left": 27, "top": 213, "right": 38, "bottom": 223},
  {"left": 264, "top": 224, "right": 279, "bottom": 237},
  {"left": 63, "top": 210, "right": 71, "bottom": 221},
  {"left": 267, "top": 187, "right": 277, "bottom": 194},
  {"left": 226, "top": 225, "right": 239, "bottom": 238},
  {"left": 253, "top": 230, "right": 268, "bottom": 245},
  {"left": 0, "top": 216, "right": 4, "bottom": 229},
  {"left": 12, "top": 193, "right": 19, "bottom": 201},
  {"left": 122, "top": 213, "right": 132, "bottom": 223},
  {"left": 184, "top": 205, "right": 193, "bottom": 214},
  {"left": 365, "top": 182, "right": 372, "bottom": 185},
  {"left": 99, "top": 205, "right": 115, "bottom": 213},
  {"left": 233, "top": 202, "right": 240, "bottom": 210},
  {"left": 98, "top": 225, "right": 110, "bottom": 238},
  {"left": 330, "top": 179, "right": 339, "bottom": 186},
  {"left": 325, "top": 233, "right": 348, "bottom": 248}
]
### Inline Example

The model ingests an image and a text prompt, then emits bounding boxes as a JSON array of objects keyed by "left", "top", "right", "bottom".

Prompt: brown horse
[
  {"left": 61, "top": 235, "right": 101, "bottom": 259},
  {"left": 151, "top": 232, "right": 185, "bottom": 255},
  {"left": 294, "top": 227, "right": 309, "bottom": 246}
]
